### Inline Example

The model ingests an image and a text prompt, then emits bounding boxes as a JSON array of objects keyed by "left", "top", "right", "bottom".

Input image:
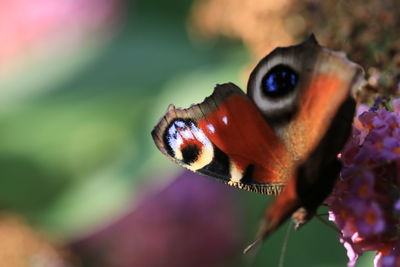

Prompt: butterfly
[{"left": 151, "top": 35, "right": 364, "bottom": 252}]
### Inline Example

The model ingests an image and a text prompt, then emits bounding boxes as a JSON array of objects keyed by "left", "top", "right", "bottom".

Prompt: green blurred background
[{"left": 0, "top": 0, "right": 379, "bottom": 266}]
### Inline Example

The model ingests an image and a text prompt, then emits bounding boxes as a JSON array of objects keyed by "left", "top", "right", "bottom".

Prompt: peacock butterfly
[{"left": 151, "top": 35, "right": 364, "bottom": 252}]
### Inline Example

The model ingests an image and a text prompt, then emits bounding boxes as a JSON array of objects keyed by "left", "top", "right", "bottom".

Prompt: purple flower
[
  {"left": 327, "top": 98, "right": 400, "bottom": 267},
  {"left": 355, "top": 202, "right": 385, "bottom": 237}
]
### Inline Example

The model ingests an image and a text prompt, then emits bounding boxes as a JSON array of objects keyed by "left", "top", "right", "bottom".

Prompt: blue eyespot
[{"left": 261, "top": 65, "right": 298, "bottom": 98}]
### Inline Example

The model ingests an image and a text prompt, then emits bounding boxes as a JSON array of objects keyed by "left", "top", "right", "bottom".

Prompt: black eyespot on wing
[
  {"left": 261, "top": 64, "right": 298, "bottom": 98},
  {"left": 181, "top": 144, "right": 200, "bottom": 164},
  {"left": 162, "top": 119, "right": 196, "bottom": 157}
]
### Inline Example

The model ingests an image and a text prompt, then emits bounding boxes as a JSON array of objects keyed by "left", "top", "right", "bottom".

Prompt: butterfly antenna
[
  {"left": 243, "top": 222, "right": 293, "bottom": 267},
  {"left": 243, "top": 237, "right": 262, "bottom": 255},
  {"left": 242, "top": 239, "right": 262, "bottom": 267},
  {"left": 277, "top": 222, "right": 292, "bottom": 267}
]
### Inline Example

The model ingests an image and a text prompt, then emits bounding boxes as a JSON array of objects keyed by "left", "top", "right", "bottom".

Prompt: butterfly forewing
[
  {"left": 152, "top": 83, "right": 289, "bottom": 194},
  {"left": 247, "top": 35, "right": 363, "bottom": 162}
]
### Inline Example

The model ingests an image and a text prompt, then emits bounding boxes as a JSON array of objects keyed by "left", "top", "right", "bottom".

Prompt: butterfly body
[{"left": 152, "top": 35, "right": 364, "bottom": 249}]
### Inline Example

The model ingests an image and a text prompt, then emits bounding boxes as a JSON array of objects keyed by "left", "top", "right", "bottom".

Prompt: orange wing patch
[
  {"left": 197, "top": 94, "right": 290, "bottom": 184},
  {"left": 284, "top": 65, "right": 362, "bottom": 162}
]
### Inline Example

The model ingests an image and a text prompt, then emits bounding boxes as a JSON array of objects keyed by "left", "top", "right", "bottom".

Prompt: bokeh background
[{"left": 1, "top": 0, "right": 399, "bottom": 266}]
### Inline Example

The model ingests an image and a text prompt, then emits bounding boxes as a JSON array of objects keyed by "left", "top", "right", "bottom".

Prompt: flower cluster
[{"left": 327, "top": 98, "right": 400, "bottom": 267}]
